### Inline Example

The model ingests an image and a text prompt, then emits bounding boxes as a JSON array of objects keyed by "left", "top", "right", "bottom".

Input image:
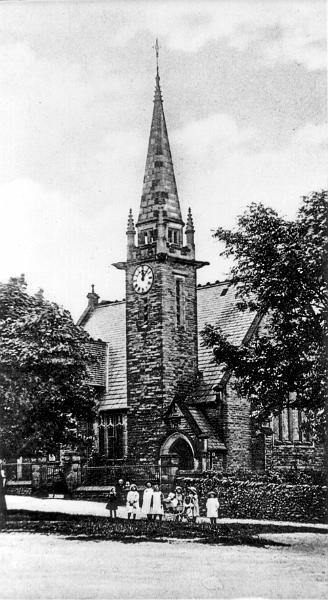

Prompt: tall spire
[{"left": 137, "top": 41, "right": 182, "bottom": 227}]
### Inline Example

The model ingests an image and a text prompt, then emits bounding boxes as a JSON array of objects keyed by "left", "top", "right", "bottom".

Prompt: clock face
[{"left": 132, "top": 265, "right": 154, "bottom": 294}]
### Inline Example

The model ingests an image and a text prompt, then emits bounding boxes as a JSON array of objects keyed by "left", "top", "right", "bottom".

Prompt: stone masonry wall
[
  {"left": 125, "top": 257, "right": 198, "bottom": 463},
  {"left": 223, "top": 379, "right": 252, "bottom": 470},
  {"left": 265, "top": 436, "right": 324, "bottom": 471},
  {"left": 161, "top": 259, "right": 198, "bottom": 403}
]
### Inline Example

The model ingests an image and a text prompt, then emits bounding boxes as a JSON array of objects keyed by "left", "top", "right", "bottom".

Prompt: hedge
[{"left": 177, "top": 471, "right": 328, "bottom": 523}]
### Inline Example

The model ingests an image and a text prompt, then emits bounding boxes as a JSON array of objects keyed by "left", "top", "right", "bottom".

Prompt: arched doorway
[
  {"left": 160, "top": 433, "right": 195, "bottom": 484},
  {"left": 169, "top": 438, "right": 194, "bottom": 470}
]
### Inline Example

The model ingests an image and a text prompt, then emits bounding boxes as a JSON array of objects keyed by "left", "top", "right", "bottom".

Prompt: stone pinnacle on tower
[
  {"left": 126, "top": 209, "right": 136, "bottom": 259},
  {"left": 126, "top": 208, "right": 135, "bottom": 234},
  {"left": 185, "top": 208, "right": 195, "bottom": 259}
]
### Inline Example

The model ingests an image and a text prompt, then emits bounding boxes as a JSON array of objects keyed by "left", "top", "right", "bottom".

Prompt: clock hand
[{"left": 141, "top": 266, "right": 145, "bottom": 281}]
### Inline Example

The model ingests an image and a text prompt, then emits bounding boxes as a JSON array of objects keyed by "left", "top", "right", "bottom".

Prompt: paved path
[{"left": 6, "top": 494, "right": 328, "bottom": 529}]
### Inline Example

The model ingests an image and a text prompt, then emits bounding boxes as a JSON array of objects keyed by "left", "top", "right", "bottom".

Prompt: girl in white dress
[
  {"left": 142, "top": 481, "right": 153, "bottom": 520},
  {"left": 183, "top": 493, "right": 195, "bottom": 521},
  {"left": 126, "top": 484, "right": 139, "bottom": 520},
  {"left": 206, "top": 491, "right": 220, "bottom": 525},
  {"left": 188, "top": 486, "right": 200, "bottom": 522},
  {"left": 150, "top": 484, "right": 164, "bottom": 521}
]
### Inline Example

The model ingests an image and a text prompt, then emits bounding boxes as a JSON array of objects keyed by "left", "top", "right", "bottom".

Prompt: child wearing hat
[
  {"left": 165, "top": 486, "right": 184, "bottom": 521},
  {"left": 206, "top": 491, "right": 220, "bottom": 525},
  {"left": 188, "top": 486, "right": 200, "bottom": 523},
  {"left": 126, "top": 484, "right": 140, "bottom": 520},
  {"left": 183, "top": 492, "right": 195, "bottom": 521}
]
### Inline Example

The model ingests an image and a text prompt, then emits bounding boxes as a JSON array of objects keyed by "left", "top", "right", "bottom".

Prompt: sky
[{"left": 0, "top": 0, "right": 327, "bottom": 321}]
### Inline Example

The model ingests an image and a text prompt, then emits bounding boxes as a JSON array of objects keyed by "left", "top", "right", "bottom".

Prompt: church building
[{"left": 78, "top": 60, "right": 323, "bottom": 480}]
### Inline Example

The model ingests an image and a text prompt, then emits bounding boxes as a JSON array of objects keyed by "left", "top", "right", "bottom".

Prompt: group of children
[{"left": 106, "top": 480, "right": 220, "bottom": 524}]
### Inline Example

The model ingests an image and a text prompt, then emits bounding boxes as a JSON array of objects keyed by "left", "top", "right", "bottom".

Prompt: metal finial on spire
[{"left": 153, "top": 38, "right": 160, "bottom": 76}]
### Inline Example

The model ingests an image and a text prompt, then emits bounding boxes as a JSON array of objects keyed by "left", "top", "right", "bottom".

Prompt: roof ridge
[
  {"left": 197, "top": 279, "right": 231, "bottom": 289},
  {"left": 96, "top": 299, "right": 126, "bottom": 307}
]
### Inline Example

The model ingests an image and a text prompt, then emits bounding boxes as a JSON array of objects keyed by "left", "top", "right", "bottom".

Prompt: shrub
[{"left": 177, "top": 470, "right": 327, "bottom": 523}]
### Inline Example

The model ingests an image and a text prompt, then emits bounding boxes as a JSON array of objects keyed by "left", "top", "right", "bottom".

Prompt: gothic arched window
[{"left": 98, "top": 413, "right": 126, "bottom": 459}]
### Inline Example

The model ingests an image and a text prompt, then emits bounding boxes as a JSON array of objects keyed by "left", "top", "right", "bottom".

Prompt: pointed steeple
[{"left": 137, "top": 46, "right": 182, "bottom": 228}]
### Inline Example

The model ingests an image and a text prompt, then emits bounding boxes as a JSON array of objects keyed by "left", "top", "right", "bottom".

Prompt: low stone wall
[
  {"left": 213, "top": 482, "right": 327, "bottom": 523},
  {"left": 72, "top": 486, "right": 115, "bottom": 503},
  {"left": 177, "top": 474, "right": 328, "bottom": 523},
  {"left": 5, "top": 482, "right": 33, "bottom": 496}
]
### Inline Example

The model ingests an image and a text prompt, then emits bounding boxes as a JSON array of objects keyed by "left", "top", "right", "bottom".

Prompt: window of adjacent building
[
  {"left": 176, "top": 278, "right": 184, "bottom": 327},
  {"left": 273, "top": 408, "right": 311, "bottom": 444},
  {"left": 98, "top": 413, "right": 126, "bottom": 459}
]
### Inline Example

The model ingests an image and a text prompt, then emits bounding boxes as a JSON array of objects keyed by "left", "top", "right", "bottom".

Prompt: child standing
[
  {"left": 188, "top": 486, "right": 199, "bottom": 523},
  {"left": 142, "top": 481, "right": 153, "bottom": 520},
  {"left": 126, "top": 483, "right": 140, "bottom": 520},
  {"left": 150, "top": 484, "right": 164, "bottom": 521},
  {"left": 106, "top": 487, "right": 118, "bottom": 519},
  {"left": 183, "top": 493, "right": 195, "bottom": 522},
  {"left": 206, "top": 491, "right": 220, "bottom": 525}
]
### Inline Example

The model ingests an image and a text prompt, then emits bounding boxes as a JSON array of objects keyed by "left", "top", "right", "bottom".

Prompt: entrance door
[{"left": 170, "top": 438, "right": 194, "bottom": 470}]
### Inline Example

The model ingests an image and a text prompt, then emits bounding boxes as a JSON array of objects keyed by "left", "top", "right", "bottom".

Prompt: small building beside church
[{"left": 78, "top": 64, "right": 323, "bottom": 481}]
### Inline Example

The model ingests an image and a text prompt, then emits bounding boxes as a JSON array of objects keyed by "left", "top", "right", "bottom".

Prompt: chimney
[{"left": 87, "top": 284, "right": 99, "bottom": 309}]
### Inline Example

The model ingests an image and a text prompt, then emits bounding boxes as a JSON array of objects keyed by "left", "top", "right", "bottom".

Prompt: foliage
[
  {"left": 0, "top": 275, "right": 98, "bottom": 459},
  {"left": 201, "top": 191, "right": 328, "bottom": 431},
  {"left": 178, "top": 472, "right": 328, "bottom": 523},
  {"left": 179, "top": 467, "right": 327, "bottom": 487}
]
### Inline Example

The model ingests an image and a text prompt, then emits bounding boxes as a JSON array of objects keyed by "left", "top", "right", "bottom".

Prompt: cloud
[
  {"left": 0, "top": 178, "right": 128, "bottom": 319},
  {"left": 0, "top": 2, "right": 325, "bottom": 317},
  {"left": 124, "top": 1, "right": 326, "bottom": 70},
  {"left": 1, "top": 116, "right": 326, "bottom": 319},
  {"left": 173, "top": 115, "right": 327, "bottom": 215},
  {"left": 170, "top": 115, "right": 328, "bottom": 284},
  {"left": 0, "top": 2, "right": 325, "bottom": 72},
  {"left": 0, "top": 41, "right": 125, "bottom": 188},
  {"left": 173, "top": 113, "right": 255, "bottom": 159}
]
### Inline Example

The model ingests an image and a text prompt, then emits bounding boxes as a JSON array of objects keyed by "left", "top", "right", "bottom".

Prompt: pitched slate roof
[
  {"left": 83, "top": 301, "right": 127, "bottom": 410},
  {"left": 81, "top": 281, "right": 258, "bottom": 410},
  {"left": 195, "top": 281, "right": 258, "bottom": 403},
  {"left": 165, "top": 401, "right": 226, "bottom": 450},
  {"left": 187, "top": 407, "right": 226, "bottom": 451}
]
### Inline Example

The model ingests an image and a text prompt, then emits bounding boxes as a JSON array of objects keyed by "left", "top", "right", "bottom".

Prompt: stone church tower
[
  {"left": 114, "top": 64, "right": 207, "bottom": 463},
  {"left": 80, "top": 53, "right": 324, "bottom": 478}
]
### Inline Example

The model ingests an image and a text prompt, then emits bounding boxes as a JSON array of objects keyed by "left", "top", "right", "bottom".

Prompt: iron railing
[
  {"left": 3, "top": 461, "right": 33, "bottom": 482},
  {"left": 3, "top": 460, "right": 162, "bottom": 490},
  {"left": 79, "top": 463, "right": 161, "bottom": 487}
]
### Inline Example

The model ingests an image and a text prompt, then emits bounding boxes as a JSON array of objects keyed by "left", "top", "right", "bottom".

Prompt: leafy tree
[
  {"left": 0, "top": 275, "right": 98, "bottom": 461},
  {"left": 202, "top": 191, "right": 328, "bottom": 442}
]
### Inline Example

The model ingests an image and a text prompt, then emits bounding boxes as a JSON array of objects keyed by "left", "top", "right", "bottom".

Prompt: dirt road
[{"left": 1, "top": 531, "right": 327, "bottom": 598}]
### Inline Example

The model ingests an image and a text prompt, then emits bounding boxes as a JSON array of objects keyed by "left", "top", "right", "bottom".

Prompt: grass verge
[{"left": 0, "top": 509, "right": 314, "bottom": 546}]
